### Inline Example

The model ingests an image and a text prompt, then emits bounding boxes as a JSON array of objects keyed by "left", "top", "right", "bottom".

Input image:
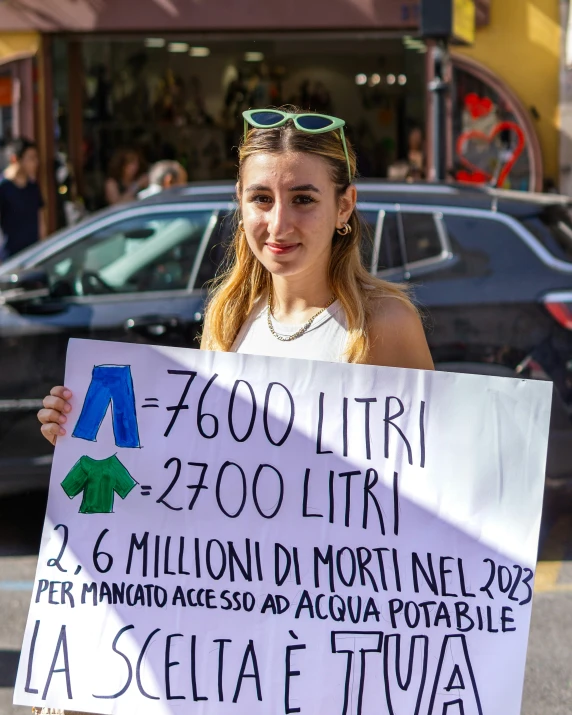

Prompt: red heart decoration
[
  {"left": 464, "top": 92, "right": 494, "bottom": 119},
  {"left": 455, "top": 121, "right": 526, "bottom": 187},
  {"left": 456, "top": 169, "right": 491, "bottom": 184}
]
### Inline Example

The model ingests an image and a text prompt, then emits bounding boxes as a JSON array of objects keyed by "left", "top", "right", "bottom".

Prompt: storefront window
[
  {"left": 57, "top": 35, "right": 427, "bottom": 209},
  {"left": 451, "top": 62, "right": 533, "bottom": 192}
]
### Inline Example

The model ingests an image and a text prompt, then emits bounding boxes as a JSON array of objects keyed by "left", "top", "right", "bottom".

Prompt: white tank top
[{"left": 232, "top": 299, "right": 349, "bottom": 363}]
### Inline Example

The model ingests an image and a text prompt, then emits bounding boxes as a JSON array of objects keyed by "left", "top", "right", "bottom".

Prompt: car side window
[
  {"left": 38, "top": 211, "right": 215, "bottom": 296},
  {"left": 443, "top": 214, "right": 539, "bottom": 273},
  {"left": 401, "top": 212, "right": 442, "bottom": 264},
  {"left": 377, "top": 212, "right": 403, "bottom": 272}
]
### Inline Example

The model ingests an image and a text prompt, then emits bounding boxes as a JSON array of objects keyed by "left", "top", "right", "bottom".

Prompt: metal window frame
[
  {"left": 187, "top": 210, "right": 219, "bottom": 291},
  {"left": 367, "top": 202, "right": 454, "bottom": 279}
]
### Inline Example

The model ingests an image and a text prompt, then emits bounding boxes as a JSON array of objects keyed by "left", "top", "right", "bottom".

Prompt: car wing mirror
[{"left": 0, "top": 268, "right": 51, "bottom": 303}]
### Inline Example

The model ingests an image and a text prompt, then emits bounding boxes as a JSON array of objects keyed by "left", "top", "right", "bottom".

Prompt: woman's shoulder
[{"left": 366, "top": 294, "right": 434, "bottom": 370}]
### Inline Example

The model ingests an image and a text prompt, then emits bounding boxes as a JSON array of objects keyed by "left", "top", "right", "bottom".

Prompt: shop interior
[{"left": 52, "top": 34, "right": 426, "bottom": 212}]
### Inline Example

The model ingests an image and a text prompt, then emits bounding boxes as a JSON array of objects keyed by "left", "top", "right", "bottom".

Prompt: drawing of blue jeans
[{"left": 73, "top": 365, "right": 140, "bottom": 448}]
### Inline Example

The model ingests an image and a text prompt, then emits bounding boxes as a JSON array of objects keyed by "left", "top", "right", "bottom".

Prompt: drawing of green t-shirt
[{"left": 61, "top": 454, "right": 136, "bottom": 514}]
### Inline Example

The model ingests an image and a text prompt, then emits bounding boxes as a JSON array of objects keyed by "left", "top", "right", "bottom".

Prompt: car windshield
[{"left": 522, "top": 205, "right": 572, "bottom": 263}]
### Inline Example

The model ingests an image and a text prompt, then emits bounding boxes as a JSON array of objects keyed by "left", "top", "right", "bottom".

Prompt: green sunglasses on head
[{"left": 242, "top": 109, "right": 352, "bottom": 184}]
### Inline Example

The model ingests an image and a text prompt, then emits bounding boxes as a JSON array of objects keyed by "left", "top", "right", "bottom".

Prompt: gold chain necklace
[{"left": 267, "top": 290, "right": 336, "bottom": 342}]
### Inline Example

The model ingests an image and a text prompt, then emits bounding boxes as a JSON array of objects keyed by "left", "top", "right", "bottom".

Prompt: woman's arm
[{"left": 366, "top": 297, "right": 434, "bottom": 370}]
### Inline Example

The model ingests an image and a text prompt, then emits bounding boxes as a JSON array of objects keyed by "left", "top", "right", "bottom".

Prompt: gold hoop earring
[
  {"left": 238, "top": 220, "right": 245, "bottom": 234},
  {"left": 336, "top": 223, "right": 352, "bottom": 236}
]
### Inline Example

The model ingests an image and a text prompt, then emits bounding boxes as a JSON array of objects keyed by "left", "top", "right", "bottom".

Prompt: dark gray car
[{"left": 1, "top": 181, "right": 571, "bottom": 493}]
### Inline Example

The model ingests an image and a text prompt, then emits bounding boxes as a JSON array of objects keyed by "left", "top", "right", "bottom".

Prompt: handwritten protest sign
[{"left": 15, "top": 338, "right": 552, "bottom": 714}]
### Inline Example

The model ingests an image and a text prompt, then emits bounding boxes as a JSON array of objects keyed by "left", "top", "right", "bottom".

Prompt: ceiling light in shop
[
  {"left": 168, "top": 42, "right": 189, "bottom": 53},
  {"left": 245, "top": 52, "right": 264, "bottom": 62},
  {"left": 369, "top": 73, "right": 381, "bottom": 86},
  {"left": 144, "top": 38, "right": 165, "bottom": 48},
  {"left": 189, "top": 46, "right": 210, "bottom": 57},
  {"left": 355, "top": 73, "right": 367, "bottom": 86},
  {"left": 398, "top": 74, "right": 407, "bottom": 85},
  {"left": 386, "top": 74, "right": 396, "bottom": 85}
]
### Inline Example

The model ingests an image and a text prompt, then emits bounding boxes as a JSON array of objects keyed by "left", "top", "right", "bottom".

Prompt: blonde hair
[{"left": 202, "top": 107, "right": 415, "bottom": 363}]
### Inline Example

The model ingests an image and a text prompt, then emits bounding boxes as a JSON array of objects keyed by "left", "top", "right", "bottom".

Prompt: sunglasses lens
[
  {"left": 297, "top": 115, "right": 335, "bottom": 130},
  {"left": 250, "top": 111, "right": 283, "bottom": 126}
]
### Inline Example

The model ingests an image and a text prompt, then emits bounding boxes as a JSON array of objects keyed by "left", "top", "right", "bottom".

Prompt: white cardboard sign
[{"left": 15, "top": 338, "right": 552, "bottom": 714}]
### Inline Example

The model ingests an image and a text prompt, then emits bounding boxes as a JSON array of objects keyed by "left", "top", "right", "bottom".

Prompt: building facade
[{"left": 0, "top": 0, "right": 560, "bottom": 230}]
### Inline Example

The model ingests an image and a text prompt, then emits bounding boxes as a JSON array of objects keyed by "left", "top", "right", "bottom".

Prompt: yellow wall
[
  {"left": 455, "top": 0, "right": 560, "bottom": 179},
  {"left": 0, "top": 32, "right": 39, "bottom": 62}
]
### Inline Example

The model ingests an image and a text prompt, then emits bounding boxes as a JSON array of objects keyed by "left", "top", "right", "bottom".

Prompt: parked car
[{"left": 0, "top": 181, "right": 571, "bottom": 494}]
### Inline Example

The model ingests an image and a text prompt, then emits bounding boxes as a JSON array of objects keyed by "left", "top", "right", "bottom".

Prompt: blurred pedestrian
[
  {"left": 0, "top": 137, "right": 45, "bottom": 260},
  {"left": 138, "top": 160, "right": 187, "bottom": 199},
  {"left": 104, "top": 148, "right": 147, "bottom": 205},
  {"left": 407, "top": 126, "right": 425, "bottom": 173}
]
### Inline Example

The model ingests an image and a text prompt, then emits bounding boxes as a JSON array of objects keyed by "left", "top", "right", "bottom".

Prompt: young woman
[
  {"left": 33, "top": 110, "right": 433, "bottom": 715},
  {"left": 39, "top": 108, "right": 433, "bottom": 446}
]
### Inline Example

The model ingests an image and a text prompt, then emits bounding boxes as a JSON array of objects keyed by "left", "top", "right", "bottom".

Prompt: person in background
[
  {"left": 0, "top": 138, "right": 45, "bottom": 261},
  {"left": 138, "top": 160, "right": 188, "bottom": 199},
  {"left": 104, "top": 148, "right": 148, "bottom": 205},
  {"left": 407, "top": 126, "right": 425, "bottom": 174}
]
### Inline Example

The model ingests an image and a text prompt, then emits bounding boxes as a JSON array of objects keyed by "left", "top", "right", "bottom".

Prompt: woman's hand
[{"left": 37, "top": 386, "right": 73, "bottom": 446}]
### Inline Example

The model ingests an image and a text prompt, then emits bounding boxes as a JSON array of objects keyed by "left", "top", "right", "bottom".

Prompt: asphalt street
[{"left": 0, "top": 489, "right": 571, "bottom": 714}]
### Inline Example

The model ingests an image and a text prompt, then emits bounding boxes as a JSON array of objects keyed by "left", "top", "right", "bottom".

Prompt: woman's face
[
  {"left": 123, "top": 154, "right": 140, "bottom": 182},
  {"left": 239, "top": 151, "right": 355, "bottom": 281}
]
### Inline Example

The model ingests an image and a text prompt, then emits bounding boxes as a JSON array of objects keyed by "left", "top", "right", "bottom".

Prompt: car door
[
  {"left": 424, "top": 210, "right": 552, "bottom": 360},
  {"left": 35, "top": 206, "right": 224, "bottom": 347},
  {"left": 0, "top": 204, "right": 227, "bottom": 476}
]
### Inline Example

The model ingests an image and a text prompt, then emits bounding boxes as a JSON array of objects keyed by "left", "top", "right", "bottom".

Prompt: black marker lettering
[
  {"left": 165, "top": 370, "right": 197, "bottom": 437},
  {"left": 384, "top": 396, "right": 413, "bottom": 465},
  {"left": 93, "top": 625, "right": 135, "bottom": 699},
  {"left": 264, "top": 382, "right": 295, "bottom": 446},
  {"left": 165, "top": 634, "right": 185, "bottom": 700},
  {"left": 216, "top": 461, "right": 247, "bottom": 518},
  {"left": 363, "top": 469, "right": 385, "bottom": 535},
  {"left": 331, "top": 631, "right": 383, "bottom": 715},
  {"left": 233, "top": 640, "right": 262, "bottom": 703},
  {"left": 190, "top": 634, "right": 208, "bottom": 701},
  {"left": 41, "top": 625, "right": 72, "bottom": 701},
  {"left": 214, "top": 638, "right": 232, "bottom": 701},
  {"left": 24, "top": 620, "right": 40, "bottom": 694},
  {"left": 355, "top": 397, "right": 377, "bottom": 460},
  {"left": 187, "top": 462, "right": 209, "bottom": 510},
  {"left": 302, "top": 468, "right": 324, "bottom": 519},
  {"left": 136, "top": 629, "right": 160, "bottom": 700},
  {"left": 317, "top": 393, "right": 333, "bottom": 454},
  {"left": 285, "top": 631, "right": 306, "bottom": 714},
  {"left": 228, "top": 380, "right": 257, "bottom": 442}
]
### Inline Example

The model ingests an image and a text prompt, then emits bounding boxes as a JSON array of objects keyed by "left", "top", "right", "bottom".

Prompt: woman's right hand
[{"left": 37, "top": 386, "right": 73, "bottom": 446}]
